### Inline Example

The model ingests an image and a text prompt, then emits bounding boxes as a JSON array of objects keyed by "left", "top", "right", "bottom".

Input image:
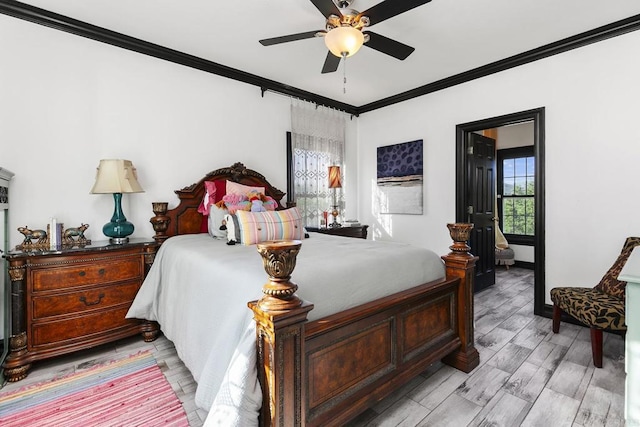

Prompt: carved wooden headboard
[{"left": 150, "top": 162, "right": 286, "bottom": 243}]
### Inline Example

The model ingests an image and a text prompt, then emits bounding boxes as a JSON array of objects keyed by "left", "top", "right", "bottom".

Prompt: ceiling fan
[{"left": 259, "top": 0, "right": 432, "bottom": 74}]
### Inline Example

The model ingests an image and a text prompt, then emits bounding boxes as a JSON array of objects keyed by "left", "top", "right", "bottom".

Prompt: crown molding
[
  {"left": 2, "top": 0, "right": 639, "bottom": 116},
  {"left": 357, "top": 13, "right": 640, "bottom": 114},
  {"left": 0, "top": 0, "right": 359, "bottom": 115}
]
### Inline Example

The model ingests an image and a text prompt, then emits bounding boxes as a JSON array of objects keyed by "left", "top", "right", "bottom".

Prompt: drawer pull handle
[
  {"left": 79, "top": 271, "right": 86, "bottom": 277},
  {"left": 80, "top": 293, "right": 105, "bottom": 306},
  {"left": 99, "top": 268, "right": 105, "bottom": 275}
]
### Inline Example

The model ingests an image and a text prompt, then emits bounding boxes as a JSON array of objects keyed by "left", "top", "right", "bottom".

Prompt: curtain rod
[{"left": 260, "top": 87, "right": 358, "bottom": 120}]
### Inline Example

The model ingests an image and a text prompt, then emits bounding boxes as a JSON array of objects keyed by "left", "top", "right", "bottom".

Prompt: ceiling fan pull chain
[{"left": 342, "top": 52, "right": 347, "bottom": 94}]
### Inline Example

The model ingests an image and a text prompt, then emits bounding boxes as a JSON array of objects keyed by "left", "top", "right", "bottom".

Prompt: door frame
[{"left": 455, "top": 107, "right": 546, "bottom": 316}]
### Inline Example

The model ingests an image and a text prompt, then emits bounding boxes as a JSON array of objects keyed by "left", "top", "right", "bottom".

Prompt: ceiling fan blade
[
  {"left": 359, "top": 0, "right": 432, "bottom": 26},
  {"left": 321, "top": 51, "right": 341, "bottom": 74},
  {"left": 309, "top": 0, "right": 343, "bottom": 18},
  {"left": 259, "top": 30, "right": 321, "bottom": 46},
  {"left": 364, "top": 31, "right": 415, "bottom": 60}
]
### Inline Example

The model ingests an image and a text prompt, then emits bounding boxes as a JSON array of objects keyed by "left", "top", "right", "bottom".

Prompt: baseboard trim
[{"left": 514, "top": 261, "right": 535, "bottom": 270}]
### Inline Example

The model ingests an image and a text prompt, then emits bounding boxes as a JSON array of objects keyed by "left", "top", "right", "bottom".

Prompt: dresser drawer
[
  {"left": 32, "top": 257, "right": 142, "bottom": 291},
  {"left": 32, "top": 281, "right": 141, "bottom": 319},
  {"left": 31, "top": 306, "right": 136, "bottom": 348}
]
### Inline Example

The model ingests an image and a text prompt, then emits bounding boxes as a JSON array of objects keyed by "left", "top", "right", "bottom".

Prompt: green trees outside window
[{"left": 499, "top": 147, "right": 535, "bottom": 240}]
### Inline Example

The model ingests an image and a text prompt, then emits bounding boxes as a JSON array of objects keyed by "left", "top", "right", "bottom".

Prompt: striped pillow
[{"left": 235, "top": 207, "right": 304, "bottom": 245}]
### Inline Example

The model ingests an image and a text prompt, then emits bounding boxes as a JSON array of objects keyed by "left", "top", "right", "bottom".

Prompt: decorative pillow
[
  {"left": 226, "top": 181, "right": 265, "bottom": 197},
  {"left": 223, "top": 213, "right": 242, "bottom": 244},
  {"left": 235, "top": 207, "right": 304, "bottom": 245},
  {"left": 222, "top": 193, "right": 250, "bottom": 214},
  {"left": 198, "top": 179, "right": 227, "bottom": 232},
  {"left": 208, "top": 204, "right": 229, "bottom": 239},
  {"left": 263, "top": 196, "right": 278, "bottom": 211},
  {"left": 198, "top": 181, "right": 222, "bottom": 215}
]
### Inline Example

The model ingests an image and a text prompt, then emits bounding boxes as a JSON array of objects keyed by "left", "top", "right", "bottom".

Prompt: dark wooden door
[{"left": 466, "top": 133, "right": 496, "bottom": 292}]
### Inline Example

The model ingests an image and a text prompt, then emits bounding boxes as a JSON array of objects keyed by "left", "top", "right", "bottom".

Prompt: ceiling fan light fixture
[{"left": 324, "top": 26, "right": 364, "bottom": 58}]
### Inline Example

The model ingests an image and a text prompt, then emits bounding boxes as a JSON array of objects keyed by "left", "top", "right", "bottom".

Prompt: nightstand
[
  {"left": 2, "top": 238, "right": 159, "bottom": 382},
  {"left": 306, "top": 225, "right": 369, "bottom": 239}
]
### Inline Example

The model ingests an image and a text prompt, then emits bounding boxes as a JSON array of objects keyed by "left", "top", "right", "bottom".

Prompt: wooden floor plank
[
  {"left": 467, "top": 390, "right": 531, "bottom": 427},
  {"left": 520, "top": 388, "right": 581, "bottom": 427},
  {"left": 455, "top": 364, "right": 512, "bottom": 406},
  {"left": 575, "top": 385, "right": 625, "bottom": 427},
  {"left": 416, "top": 394, "right": 482, "bottom": 427},
  {"left": 502, "top": 361, "right": 553, "bottom": 402},
  {"left": 546, "top": 360, "right": 594, "bottom": 400},
  {"left": 487, "top": 342, "right": 533, "bottom": 374},
  {"left": 409, "top": 369, "right": 469, "bottom": 410},
  {"left": 367, "top": 397, "right": 431, "bottom": 427}
]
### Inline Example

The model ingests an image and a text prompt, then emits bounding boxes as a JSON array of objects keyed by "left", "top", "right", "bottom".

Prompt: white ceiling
[{"left": 17, "top": 0, "right": 640, "bottom": 106}]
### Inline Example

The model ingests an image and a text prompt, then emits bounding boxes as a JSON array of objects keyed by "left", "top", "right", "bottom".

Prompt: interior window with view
[{"left": 501, "top": 152, "right": 534, "bottom": 236}]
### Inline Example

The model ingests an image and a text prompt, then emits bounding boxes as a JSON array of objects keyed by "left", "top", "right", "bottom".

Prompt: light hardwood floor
[{"left": 0, "top": 267, "right": 626, "bottom": 426}]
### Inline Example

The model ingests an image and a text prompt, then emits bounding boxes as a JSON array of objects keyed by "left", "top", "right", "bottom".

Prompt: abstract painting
[{"left": 377, "top": 140, "right": 423, "bottom": 214}]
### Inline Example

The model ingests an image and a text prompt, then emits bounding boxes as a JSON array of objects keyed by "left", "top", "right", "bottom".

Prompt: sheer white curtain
[{"left": 290, "top": 100, "right": 345, "bottom": 228}]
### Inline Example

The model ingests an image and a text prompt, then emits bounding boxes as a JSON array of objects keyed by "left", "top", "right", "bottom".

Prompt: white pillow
[{"left": 208, "top": 205, "right": 229, "bottom": 239}]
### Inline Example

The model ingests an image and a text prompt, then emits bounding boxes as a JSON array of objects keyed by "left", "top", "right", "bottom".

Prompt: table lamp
[
  {"left": 328, "top": 165, "right": 342, "bottom": 228},
  {"left": 90, "top": 159, "right": 144, "bottom": 244}
]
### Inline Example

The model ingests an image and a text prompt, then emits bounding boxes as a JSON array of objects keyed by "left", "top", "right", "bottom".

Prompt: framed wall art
[{"left": 376, "top": 139, "right": 423, "bottom": 215}]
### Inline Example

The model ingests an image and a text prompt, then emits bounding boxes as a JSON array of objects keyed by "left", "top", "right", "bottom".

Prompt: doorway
[{"left": 455, "top": 107, "right": 546, "bottom": 316}]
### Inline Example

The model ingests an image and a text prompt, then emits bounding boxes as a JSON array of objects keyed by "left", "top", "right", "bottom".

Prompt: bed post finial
[
  {"left": 150, "top": 202, "right": 171, "bottom": 243},
  {"left": 442, "top": 223, "right": 480, "bottom": 373},
  {"left": 249, "top": 240, "right": 313, "bottom": 427},
  {"left": 255, "top": 240, "right": 303, "bottom": 311},
  {"left": 446, "top": 222, "right": 474, "bottom": 255}
]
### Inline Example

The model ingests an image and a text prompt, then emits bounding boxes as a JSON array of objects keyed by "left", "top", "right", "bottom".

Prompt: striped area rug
[{"left": 0, "top": 351, "right": 189, "bottom": 427}]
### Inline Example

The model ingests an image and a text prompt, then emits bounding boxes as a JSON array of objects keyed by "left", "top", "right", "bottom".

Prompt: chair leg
[
  {"left": 552, "top": 304, "right": 561, "bottom": 333},
  {"left": 590, "top": 328, "right": 603, "bottom": 368}
]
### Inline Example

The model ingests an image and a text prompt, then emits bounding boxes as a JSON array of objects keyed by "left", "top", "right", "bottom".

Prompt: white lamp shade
[
  {"left": 324, "top": 26, "right": 364, "bottom": 58},
  {"left": 90, "top": 159, "right": 144, "bottom": 194}
]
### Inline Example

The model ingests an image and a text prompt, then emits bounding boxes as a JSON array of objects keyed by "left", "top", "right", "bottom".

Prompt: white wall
[
  {"left": 357, "top": 30, "right": 640, "bottom": 303},
  {"left": 0, "top": 16, "right": 357, "bottom": 247}
]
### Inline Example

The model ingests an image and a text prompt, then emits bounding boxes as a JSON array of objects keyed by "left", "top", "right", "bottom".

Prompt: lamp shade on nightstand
[
  {"left": 328, "top": 166, "right": 342, "bottom": 228},
  {"left": 90, "top": 159, "right": 144, "bottom": 244},
  {"left": 328, "top": 166, "right": 342, "bottom": 189}
]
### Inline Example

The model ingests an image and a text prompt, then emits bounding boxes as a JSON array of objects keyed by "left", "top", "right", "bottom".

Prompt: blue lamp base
[{"left": 103, "top": 193, "right": 135, "bottom": 244}]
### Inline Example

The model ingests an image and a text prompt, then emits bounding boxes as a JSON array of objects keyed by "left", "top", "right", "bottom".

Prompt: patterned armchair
[{"left": 550, "top": 236, "right": 640, "bottom": 367}]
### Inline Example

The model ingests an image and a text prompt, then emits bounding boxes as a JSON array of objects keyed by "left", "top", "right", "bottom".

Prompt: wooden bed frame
[{"left": 149, "top": 162, "right": 480, "bottom": 426}]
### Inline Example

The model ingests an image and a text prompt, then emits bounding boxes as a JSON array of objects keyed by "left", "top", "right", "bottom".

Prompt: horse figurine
[
  {"left": 18, "top": 226, "right": 47, "bottom": 245},
  {"left": 63, "top": 223, "right": 90, "bottom": 245}
]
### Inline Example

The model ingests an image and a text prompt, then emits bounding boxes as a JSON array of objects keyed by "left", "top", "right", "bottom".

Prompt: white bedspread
[{"left": 126, "top": 232, "right": 445, "bottom": 426}]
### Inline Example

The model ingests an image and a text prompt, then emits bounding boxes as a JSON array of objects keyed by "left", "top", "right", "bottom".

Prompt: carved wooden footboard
[
  {"left": 149, "top": 163, "right": 479, "bottom": 426},
  {"left": 249, "top": 224, "right": 479, "bottom": 427}
]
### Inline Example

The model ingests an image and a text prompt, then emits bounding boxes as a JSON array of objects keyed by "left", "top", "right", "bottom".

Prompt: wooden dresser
[
  {"left": 306, "top": 225, "right": 369, "bottom": 239},
  {"left": 2, "top": 238, "right": 158, "bottom": 381}
]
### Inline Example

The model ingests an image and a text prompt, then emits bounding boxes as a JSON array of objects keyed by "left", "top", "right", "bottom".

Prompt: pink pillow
[
  {"left": 226, "top": 181, "right": 265, "bottom": 197},
  {"left": 197, "top": 181, "right": 217, "bottom": 215},
  {"left": 198, "top": 179, "right": 226, "bottom": 232}
]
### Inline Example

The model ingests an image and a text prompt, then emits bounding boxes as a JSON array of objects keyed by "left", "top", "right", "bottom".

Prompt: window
[
  {"left": 287, "top": 133, "right": 342, "bottom": 227},
  {"left": 287, "top": 102, "right": 346, "bottom": 228},
  {"left": 498, "top": 146, "right": 535, "bottom": 244}
]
